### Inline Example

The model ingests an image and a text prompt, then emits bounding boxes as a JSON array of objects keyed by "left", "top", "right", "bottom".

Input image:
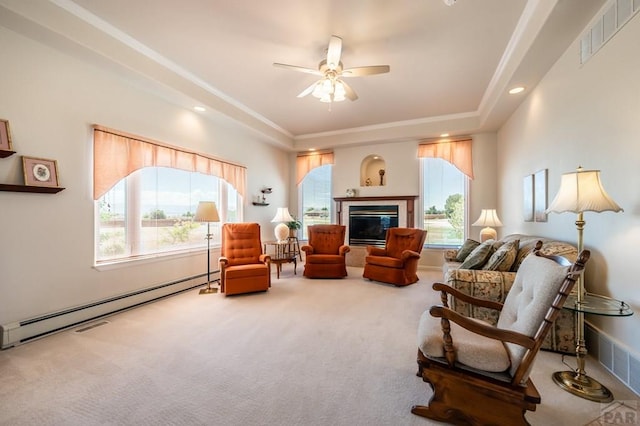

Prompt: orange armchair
[
  {"left": 301, "top": 225, "right": 350, "bottom": 278},
  {"left": 363, "top": 227, "right": 427, "bottom": 286},
  {"left": 219, "top": 223, "right": 271, "bottom": 296}
]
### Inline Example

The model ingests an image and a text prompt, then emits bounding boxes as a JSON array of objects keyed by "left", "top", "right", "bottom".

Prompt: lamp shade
[
  {"left": 194, "top": 201, "right": 220, "bottom": 222},
  {"left": 472, "top": 209, "right": 503, "bottom": 227},
  {"left": 546, "top": 168, "right": 623, "bottom": 214},
  {"left": 471, "top": 209, "right": 502, "bottom": 242},
  {"left": 271, "top": 207, "right": 294, "bottom": 223},
  {"left": 271, "top": 207, "right": 294, "bottom": 242}
]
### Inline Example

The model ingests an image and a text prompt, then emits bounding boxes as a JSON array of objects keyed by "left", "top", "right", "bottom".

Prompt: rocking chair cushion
[
  {"left": 417, "top": 310, "right": 511, "bottom": 373},
  {"left": 497, "top": 254, "right": 569, "bottom": 377}
]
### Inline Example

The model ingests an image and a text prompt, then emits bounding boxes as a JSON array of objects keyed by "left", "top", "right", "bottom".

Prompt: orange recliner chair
[
  {"left": 219, "top": 223, "right": 271, "bottom": 296},
  {"left": 363, "top": 227, "right": 427, "bottom": 286},
  {"left": 301, "top": 225, "right": 350, "bottom": 278}
]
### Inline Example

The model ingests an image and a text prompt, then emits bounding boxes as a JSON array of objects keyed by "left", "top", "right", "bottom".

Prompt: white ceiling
[{"left": 0, "top": 0, "right": 605, "bottom": 150}]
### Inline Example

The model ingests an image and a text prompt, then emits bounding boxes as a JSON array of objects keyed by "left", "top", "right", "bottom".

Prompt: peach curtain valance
[
  {"left": 296, "top": 150, "right": 334, "bottom": 185},
  {"left": 93, "top": 126, "right": 246, "bottom": 200},
  {"left": 417, "top": 138, "right": 474, "bottom": 179}
]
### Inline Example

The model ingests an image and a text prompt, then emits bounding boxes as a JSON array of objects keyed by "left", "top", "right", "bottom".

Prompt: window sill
[{"left": 94, "top": 245, "right": 221, "bottom": 271}]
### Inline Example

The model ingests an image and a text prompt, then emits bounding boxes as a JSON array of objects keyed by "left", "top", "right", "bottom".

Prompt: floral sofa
[{"left": 442, "top": 234, "right": 578, "bottom": 354}]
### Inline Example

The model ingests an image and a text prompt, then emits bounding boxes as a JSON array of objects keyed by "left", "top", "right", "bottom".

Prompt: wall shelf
[
  {"left": 252, "top": 202, "right": 269, "bottom": 206},
  {"left": 0, "top": 149, "right": 16, "bottom": 158},
  {"left": 0, "top": 184, "right": 65, "bottom": 194}
]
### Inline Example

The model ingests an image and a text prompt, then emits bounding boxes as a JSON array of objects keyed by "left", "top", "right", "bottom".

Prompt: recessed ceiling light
[
  {"left": 308, "top": 148, "right": 316, "bottom": 151},
  {"left": 440, "top": 133, "right": 450, "bottom": 138},
  {"left": 194, "top": 106, "right": 206, "bottom": 112},
  {"left": 508, "top": 87, "right": 525, "bottom": 95}
]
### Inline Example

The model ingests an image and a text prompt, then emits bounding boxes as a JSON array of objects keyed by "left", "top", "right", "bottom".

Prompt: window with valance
[
  {"left": 418, "top": 138, "right": 472, "bottom": 247},
  {"left": 296, "top": 150, "right": 334, "bottom": 185},
  {"left": 93, "top": 126, "right": 245, "bottom": 264},
  {"left": 93, "top": 126, "right": 246, "bottom": 199},
  {"left": 417, "top": 138, "right": 474, "bottom": 179}
]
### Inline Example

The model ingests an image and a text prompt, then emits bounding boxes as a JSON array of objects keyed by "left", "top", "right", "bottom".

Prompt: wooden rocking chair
[{"left": 412, "top": 242, "right": 589, "bottom": 425}]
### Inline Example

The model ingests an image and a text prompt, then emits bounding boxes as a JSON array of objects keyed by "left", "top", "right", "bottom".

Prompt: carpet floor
[{"left": 0, "top": 267, "right": 636, "bottom": 425}]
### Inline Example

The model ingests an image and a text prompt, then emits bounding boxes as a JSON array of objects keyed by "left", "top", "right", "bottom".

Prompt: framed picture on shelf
[
  {"left": 523, "top": 174, "right": 534, "bottom": 222},
  {"left": 0, "top": 119, "right": 12, "bottom": 151},
  {"left": 22, "top": 156, "right": 60, "bottom": 187},
  {"left": 534, "top": 168, "right": 548, "bottom": 222}
]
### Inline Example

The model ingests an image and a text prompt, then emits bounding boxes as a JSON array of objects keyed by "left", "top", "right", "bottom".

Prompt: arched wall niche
[{"left": 360, "top": 154, "right": 386, "bottom": 186}]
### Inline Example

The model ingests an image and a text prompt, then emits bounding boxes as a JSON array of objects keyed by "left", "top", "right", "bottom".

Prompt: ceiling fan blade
[
  {"left": 326, "top": 35, "right": 342, "bottom": 70},
  {"left": 340, "top": 80, "right": 358, "bottom": 101},
  {"left": 342, "top": 65, "right": 390, "bottom": 77},
  {"left": 297, "top": 81, "right": 318, "bottom": 98},
  {"left": 273, "top": 63, "right": 322, "bottom": 76}
]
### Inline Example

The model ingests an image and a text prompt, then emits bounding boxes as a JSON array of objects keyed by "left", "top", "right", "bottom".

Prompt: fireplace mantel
[{"left": 334, "top": 195, "right": 418, "bottom": 228}]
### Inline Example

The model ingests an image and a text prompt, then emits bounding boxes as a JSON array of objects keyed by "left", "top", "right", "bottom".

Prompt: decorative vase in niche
[{"left": 379, "top": 169, "right": 385, "bottom": 186}]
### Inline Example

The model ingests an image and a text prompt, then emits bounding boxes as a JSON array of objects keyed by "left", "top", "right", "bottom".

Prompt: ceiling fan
[{"left": 273, "top": 35, "right": 390, "bottom": 103}]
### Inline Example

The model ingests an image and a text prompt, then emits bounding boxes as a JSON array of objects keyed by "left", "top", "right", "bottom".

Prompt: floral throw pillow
[
  {"left": 483, "top": 240, "right": 520, "bottom": 272},
  {"left": 459, "top": 240, "right": 495, "bottom": 270},
  {"left": 455, "top": 239, "right": 481, "bottom": 262}
]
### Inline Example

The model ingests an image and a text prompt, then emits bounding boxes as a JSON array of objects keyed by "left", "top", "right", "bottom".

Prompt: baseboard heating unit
[{"left": 0, "top": 273, "right": 212, "bottom": 349}]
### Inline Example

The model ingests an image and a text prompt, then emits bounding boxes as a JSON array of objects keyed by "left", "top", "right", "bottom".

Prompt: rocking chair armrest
[
  {"left": 432, "top": 282, "right": 504, "bottom": 311},
  {"left": 429, "top": 305, "right": 536, "bottom": 349}
]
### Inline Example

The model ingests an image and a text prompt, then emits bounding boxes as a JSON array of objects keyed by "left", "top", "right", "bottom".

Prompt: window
[
  {"left": 421, "top": 157, "right": 469, "bottom": 247},
  {"left": 299, "top": 164, "right": 332, "bottom": 240},
  {"left": 96, "top": 167, "right": 241, "bottom": 263}
]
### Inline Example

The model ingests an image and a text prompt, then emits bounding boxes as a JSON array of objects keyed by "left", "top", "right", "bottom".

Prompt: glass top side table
[
  {"left": 563, "top": 292, "right": 633, "bottom": 316},
  {"left": 553, "top": 292, "right": 634, "bottom": 402}
]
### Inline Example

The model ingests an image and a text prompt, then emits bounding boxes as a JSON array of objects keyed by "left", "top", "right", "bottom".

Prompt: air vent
[{"left": 581, "top": 0, "right": 640, "bottom": 64}]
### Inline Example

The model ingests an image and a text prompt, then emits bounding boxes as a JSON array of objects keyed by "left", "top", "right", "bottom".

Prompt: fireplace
[
  {"left": 333, "top": 195, "right": 418, "bottom": 266},
  {"left": 348, "top": 205, "right": 398, "bottom": 246}
]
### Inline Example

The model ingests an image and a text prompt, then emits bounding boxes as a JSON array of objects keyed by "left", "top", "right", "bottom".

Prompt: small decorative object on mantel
[
  {"left": 346, "top": 188, "right": 356, "bottom": 197},
  {"left": 22, "top": 156, "right": 60, "bottom": 188},
  {"left": 379, "top": 169, "right": 385, "bottom": 185},
  {"left": 0, "top": 118, "right": 14, "bottom": 156},
  {"left": 252, "top": 187, "right": 271, "bottom": 206}
]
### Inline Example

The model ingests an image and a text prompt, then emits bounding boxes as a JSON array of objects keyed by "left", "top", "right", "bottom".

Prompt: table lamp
[
  {"left": 472, "top": 209, "right": 503, "bottom": 242},
  {"left": 271, "top": 207, "right": 294, "bottom": 242},
  {"left": 546, "top": 166, "right": 623, "bottom": 402},
  {"left": 194, "top": 201, "right": 220, "bottom": 294}
]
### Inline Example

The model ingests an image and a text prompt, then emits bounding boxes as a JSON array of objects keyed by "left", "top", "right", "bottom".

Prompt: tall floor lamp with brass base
[
  {"left": 194, "top": 201, "right": 220, "bottom": 295},
  {"left": 546, "top": 166, "right": 623, "bottom": 402}
]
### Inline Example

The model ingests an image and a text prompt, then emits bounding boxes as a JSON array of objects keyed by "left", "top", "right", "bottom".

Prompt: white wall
[
  {"left": 497, "top": 12, "right": 640, "bottom": 355},
  {"left": 0, "top": 27, "right": 289, "bottom": 325}
]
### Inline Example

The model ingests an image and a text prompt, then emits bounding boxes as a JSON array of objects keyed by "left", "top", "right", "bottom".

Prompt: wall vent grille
[
  {"left": 580, "top": 0, "right": 640, "bottom": 64},
  {"left": 587, "top": 323, "right": 639, "bottom": 397}
]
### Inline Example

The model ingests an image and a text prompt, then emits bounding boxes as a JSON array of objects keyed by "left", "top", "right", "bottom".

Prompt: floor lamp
[
  {"left": 194, "top": 201, "right": 220, "bottom": 295},
  {"left": 546, "top": 166, "right": 622, "bottom": 401}
]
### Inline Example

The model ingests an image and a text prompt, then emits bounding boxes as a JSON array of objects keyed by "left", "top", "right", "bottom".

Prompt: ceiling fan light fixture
[
  {"left": 319, "top": 93, "right": 332, "bottom": 103},
  {"left": 274, "top": 35, "right": 389, "bottom": 104},
  {"left": 312, "top": 81, "right": 324, "bottom": 98},
  {"left": 334, "top": 81, "right": 346, "bottom": 101}
]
